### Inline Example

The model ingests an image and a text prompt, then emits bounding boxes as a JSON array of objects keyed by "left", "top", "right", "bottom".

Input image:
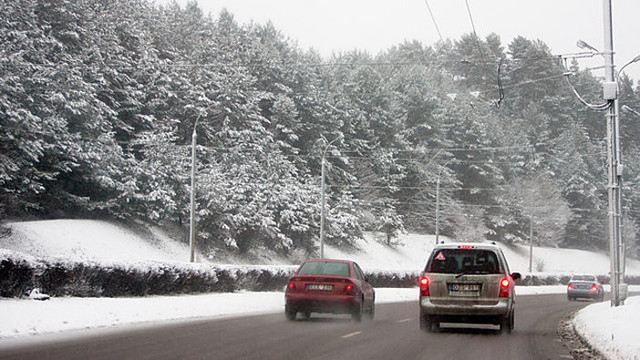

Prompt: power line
[
  {"left": 563, "top": 74, "right": 610, "bottom": 110},
  {"left": 464, "top": 0, "right": 479, "bottom": 39},
  {"left": 423, "top": 0, "right": 443, "bottom": 42}
]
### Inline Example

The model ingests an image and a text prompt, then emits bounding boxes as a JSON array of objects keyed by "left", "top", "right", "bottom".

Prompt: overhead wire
[
  {"left": 464, "top": 0, "right": 479, "bottom": 41},
  {"left": 462, "top": 0, "right": 504, "bottom": 107},
  {"left": 423, "top": 0, "right": 443, "bottom": 42},
  {"left": 563, "top": 74, "right": 610, "bottom": 110}
]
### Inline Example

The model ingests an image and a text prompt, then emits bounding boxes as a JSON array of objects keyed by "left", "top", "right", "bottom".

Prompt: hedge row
[
  {"left": 2, "top": 253, "right": 639, "bottom": 298},
  {"left": 0, "top": 254, "right": 296, "bottom": 298}
]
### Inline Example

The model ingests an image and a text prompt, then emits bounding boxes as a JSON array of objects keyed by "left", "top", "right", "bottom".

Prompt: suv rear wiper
[
  {"left": 456, "top": 270, "right": 489, "bottom": 279},
  {"left": 456, "top": 271, "right": 471, "bottom": 279}
]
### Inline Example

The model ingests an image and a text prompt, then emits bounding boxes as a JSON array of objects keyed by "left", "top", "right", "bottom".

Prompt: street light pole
[
  {"left": 528, "top": 171, "right": 548, "bottom": 273},
  {"left": 189, "top": 116, "right": 201, "bottom": 263},
  {"left": 529, "top": 213, "right": 534, "bottom": 273},
  {"left": 320, "top": 136, "right": 340, "bottom": 259},
  {"left": 602, "top": 0, "right": 623, "bottom": 306},
  {"left": 435, "top": 160, "right": 451, "bottom": 245}
]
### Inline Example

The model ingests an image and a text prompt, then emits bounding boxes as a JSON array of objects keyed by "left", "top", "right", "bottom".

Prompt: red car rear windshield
[
  {"left": 426, "top": 249, "right": 501, "bottom": 274},
  {"left": 298, "top": 261, "right": 350, "bottom": 276}
]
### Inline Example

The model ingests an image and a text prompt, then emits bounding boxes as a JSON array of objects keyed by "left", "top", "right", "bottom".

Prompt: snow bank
[
  {"left": 573, "top": 296, "right": 640, "bottom": 360},
  {"left": 2, "top": 220, "right": 190, "bottom": 263}
]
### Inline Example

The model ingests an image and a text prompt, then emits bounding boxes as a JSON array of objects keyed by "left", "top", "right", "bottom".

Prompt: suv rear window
[
  {"left": 298, "top": 261, "right": 350, "bottom": 276},
  {"left": 426, "top": 249, "right": 501, "bottom": 274},
  {"left": 571, "top": 275, "right": 596, "bottom": 282}
]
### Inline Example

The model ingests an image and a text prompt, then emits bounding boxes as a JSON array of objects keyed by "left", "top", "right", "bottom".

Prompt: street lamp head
[{"left": 576, "top": 39, "right": 599, "bottom": 53}]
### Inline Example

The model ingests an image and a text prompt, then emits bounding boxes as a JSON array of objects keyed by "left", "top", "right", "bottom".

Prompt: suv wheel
[
  {"left": 500, "top": 311, "right": 514, "bottom": 334},
  {"left": 420, "top": 315, "right": 439, "bottom": 332}
]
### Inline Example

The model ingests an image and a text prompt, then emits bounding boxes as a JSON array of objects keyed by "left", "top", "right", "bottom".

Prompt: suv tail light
[
  {"left": 499, "top": 278, "right": 510, "bottom": 298},
  {"left": 567, "top": 283, "right": 573, "bottom": 290},
  {"left": 419, "top": 276, "right": 430, "bottom": 296},
  {"left": 590, "top": 284, "right": 598, "bottom": 292}
]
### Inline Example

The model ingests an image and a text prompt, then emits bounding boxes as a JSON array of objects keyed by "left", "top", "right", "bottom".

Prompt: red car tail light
[
  {"left": 344, "top": 282, "right": 355, "bottom": 295},
  {"left": 499, "top": 278, "right": 510, "bottom": 298},
  {"left": 591, "top": 284, "right": 598, "bottom": 292},
  {"left": 567, "top": 283, "right": 573, "bottom": 290},
  {"left": 419, "top": 276, "right": 429, "bottom": 296}
]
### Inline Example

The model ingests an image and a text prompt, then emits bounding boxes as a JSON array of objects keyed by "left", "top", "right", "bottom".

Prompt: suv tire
[{"left": 500, "top": 311, "right": 514, "bottom": 334}]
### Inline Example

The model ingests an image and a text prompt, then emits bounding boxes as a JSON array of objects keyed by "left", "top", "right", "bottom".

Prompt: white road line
[
  {"left": 559, "top": 355, "right": 573, "bottom": 359},
  {"left": 341, "top": 331, "right": 362, "bottom": 339},
  {"left": 397, "top": 318, "right": 412, "bottom": 323}
]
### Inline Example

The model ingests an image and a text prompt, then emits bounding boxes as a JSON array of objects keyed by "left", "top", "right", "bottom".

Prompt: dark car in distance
[
  {"left": 285, "top": 259, "right": 375, "bottom": 322},
  {"left": 567, "top": 274, "right": 604, "bottom": 301}
]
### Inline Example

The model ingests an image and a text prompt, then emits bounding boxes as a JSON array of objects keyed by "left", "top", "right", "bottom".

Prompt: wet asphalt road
[{"left": 0, "top": 293, "right": 593, "bottom": 360}]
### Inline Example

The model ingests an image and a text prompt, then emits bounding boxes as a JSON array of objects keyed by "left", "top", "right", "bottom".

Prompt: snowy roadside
[
  {"left": 2, "top": 286, "right": 640, "bottom": 360},
  {"left": 0, "top": 287, "right": 415, "bottom": 339},
  {"left": 573, "top": 295, "right": 640, "bottom": 360},
  {"left": 0, "top": 285, "right": 571, "bottom": 339}
]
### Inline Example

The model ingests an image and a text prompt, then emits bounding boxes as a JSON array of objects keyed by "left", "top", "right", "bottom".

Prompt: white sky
[{"left": 165, "top": 0, "right": 640, "bottom": 82}]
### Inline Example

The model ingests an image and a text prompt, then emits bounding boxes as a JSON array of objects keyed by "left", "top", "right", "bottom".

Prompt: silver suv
[{"left": 419, "top": 243, "right": 521, "bottom": 333}]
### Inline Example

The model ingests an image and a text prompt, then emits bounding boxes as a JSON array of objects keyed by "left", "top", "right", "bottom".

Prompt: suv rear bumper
[{"left": 419, "top": 296, "right": 511, "bottom": 317}]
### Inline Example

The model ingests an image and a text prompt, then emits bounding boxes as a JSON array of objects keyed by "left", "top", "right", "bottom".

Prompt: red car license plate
[
  {"left": 450, "top": 283, "right": 480, "bottom": 292},
  {"left": 307, "top": 284, "right": 332, "bottom": 291}
]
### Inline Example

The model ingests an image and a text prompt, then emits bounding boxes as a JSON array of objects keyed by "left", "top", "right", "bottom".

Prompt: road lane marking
[
  {"left": 559, "top": 355, "right": 573, "bottom": 359},
  {"left": 341, "top": 331, "right": 362, "bottom": 339},
  {"left": 397, "top": 318, "right": 412, "bottom": 323}
]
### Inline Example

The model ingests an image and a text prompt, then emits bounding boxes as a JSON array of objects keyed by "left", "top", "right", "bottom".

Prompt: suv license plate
[
  {"left": 450, "top": 283, "right": 480, "bottom": 292},
  {"left": 307, "top": 284, "right": 332, "bottom": 291}
]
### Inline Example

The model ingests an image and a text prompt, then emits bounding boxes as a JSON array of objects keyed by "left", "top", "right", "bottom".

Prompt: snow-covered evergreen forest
[{"left": 2, "top": 0, "right": 640, "bottom": 259}]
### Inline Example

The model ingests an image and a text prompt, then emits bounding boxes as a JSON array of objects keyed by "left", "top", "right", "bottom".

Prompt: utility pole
[
  {"left": 320, "top": 136, "right": 340, "bottom": 259},
  {"left": 602, "top": 0, "right": 623, "bottom": 306},
  {"left": 189, "top": 118, "right": 199, "bottom": 263},
  {"left": 529, "top": 214, "right": 533, "bottom": 273},
  {"left": 320, "top": 152, "right": 326, "bottom": 259},
  {"left": 528, "top": 171, "right": 549, "bottom": 273},
  {"left": 435, "top": 159, "right": 451, "bottom": 245}
]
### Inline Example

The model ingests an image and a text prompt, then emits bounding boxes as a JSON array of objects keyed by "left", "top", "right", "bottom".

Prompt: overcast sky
[{"left": 164, "top": 0, "right": 640, "bottom": 82}]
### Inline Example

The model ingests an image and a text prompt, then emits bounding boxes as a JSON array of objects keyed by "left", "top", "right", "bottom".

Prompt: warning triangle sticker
[{"left": 435, "top": 251, "right": 445, "bottom": 261}]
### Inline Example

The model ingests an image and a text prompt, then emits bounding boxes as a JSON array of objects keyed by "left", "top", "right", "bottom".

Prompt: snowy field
[{"left": 1, "top": 220, "right": 640, "bottom": 359}]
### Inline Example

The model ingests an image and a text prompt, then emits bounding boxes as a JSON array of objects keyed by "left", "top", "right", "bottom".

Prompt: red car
[{"left": 285, "top": 259, "right": 375, "bottom": 321}]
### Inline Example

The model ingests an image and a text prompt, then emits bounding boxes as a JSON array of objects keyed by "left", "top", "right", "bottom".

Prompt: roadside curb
[{"left": 557, "top": 310, "right": 605, "bottom": 360}]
